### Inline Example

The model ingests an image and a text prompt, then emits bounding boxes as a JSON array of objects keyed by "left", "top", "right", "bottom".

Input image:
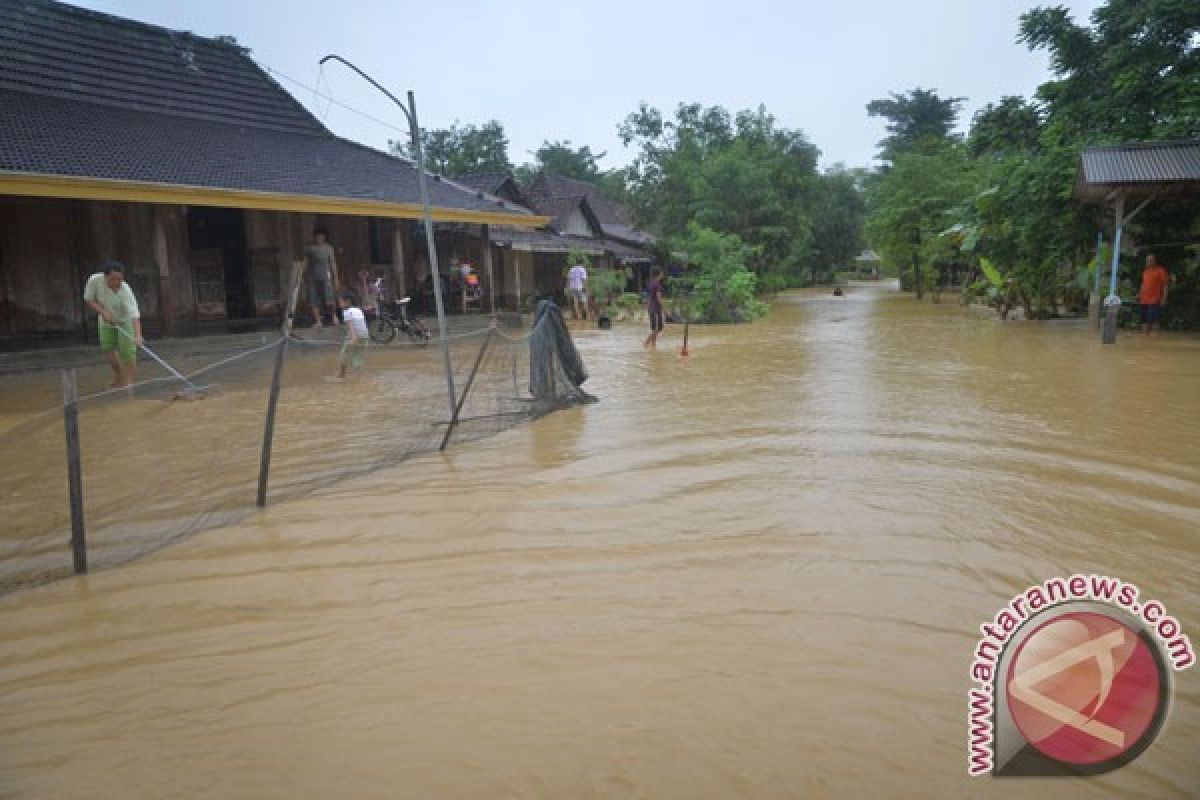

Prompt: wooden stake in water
[
  {"left": 257, "top": 261, "right": 305, "bottom": 508},
  {"left": 440, "top": 327, "right": 494, "bottom": 451},
  {"left": 62, "top": 369, "right": 87, "bottom": 574}
]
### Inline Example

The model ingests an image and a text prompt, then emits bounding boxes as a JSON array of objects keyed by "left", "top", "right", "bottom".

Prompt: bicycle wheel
[
  {"left": 369, "top": 316, "right": 396, "bottom": 344},
  {"left": 407, "top": 319, "right": 431, "bottom": 346}
]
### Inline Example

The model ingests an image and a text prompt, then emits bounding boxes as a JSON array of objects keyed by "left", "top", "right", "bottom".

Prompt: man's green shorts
[{"left": 99, "top": 322, "right": 137, "bottom": 364}]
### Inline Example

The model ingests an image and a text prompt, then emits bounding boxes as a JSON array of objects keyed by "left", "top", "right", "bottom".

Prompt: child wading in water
[{"left": 335, "top": 291, "right": 368, "bottom": 379}]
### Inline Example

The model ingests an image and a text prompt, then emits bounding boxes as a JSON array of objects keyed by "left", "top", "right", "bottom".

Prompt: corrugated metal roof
[{"left": 1080, "top": 141, "right": 1200, "bottom": 185}]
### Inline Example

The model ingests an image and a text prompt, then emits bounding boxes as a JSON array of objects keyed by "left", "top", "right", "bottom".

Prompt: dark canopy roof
[
  {"left": 527, "top": 172, "right": 657, "bottom": 247},
  {"left": 0, "top": 0, "right": 544, "bottom": 225},
  {"left": 1075, "top": 140, "right": 1200, "bottom": 202}
]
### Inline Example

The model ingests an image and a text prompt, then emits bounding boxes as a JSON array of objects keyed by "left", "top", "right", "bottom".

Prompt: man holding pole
[{"left": 83, "top": 259, "right": 143, "bottom": 387}]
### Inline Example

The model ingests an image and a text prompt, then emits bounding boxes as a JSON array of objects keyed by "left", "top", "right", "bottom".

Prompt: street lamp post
[{"left": 319, "top": 54, "right": 457, "bottom": 420}]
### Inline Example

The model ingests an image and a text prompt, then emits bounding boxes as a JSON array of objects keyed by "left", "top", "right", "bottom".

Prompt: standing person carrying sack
[{"left": 83, "top": 259, "right": 143, "bottom": 388}]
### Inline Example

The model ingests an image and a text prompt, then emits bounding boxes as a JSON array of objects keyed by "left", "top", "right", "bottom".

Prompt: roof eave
[
  {"left": 0, "top": 172, "right": 550, "bottom": 227},
  {"left": 1074, "top": 178, "right": 1198, "bottom": 204}
]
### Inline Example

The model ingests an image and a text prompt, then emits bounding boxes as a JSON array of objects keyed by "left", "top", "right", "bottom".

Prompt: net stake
[
  {"left": 257, "top": 260, "right": 304, "bottom": 508},
  {"left": 440, "top": 327, "right": 494, "bottom": 451},
  {"left": 62, "top": 369, "right": 87, "bottom": 574}
]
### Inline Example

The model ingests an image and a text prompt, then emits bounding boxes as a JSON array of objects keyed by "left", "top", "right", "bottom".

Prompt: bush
[{"left": 676, "top": 223, "right": 768, "bottom": 323}]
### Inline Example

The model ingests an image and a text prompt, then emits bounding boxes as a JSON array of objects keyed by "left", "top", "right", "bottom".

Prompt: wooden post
[
  {"left": 439, "top": 327, "right": 494, "bottom": 451},
  {"left": 257, "top": 260, "right": 304, "bottom": 507},
  {"left": 392, "top": 222, "right": 407, "bottom": 300},
  {"left": 62, "top": 369, "right": 87, "bottom": 574},
  {"left": 481, "top": 224, "right": 495, "bottom": 315},
  {"left": 153, "top": 206, "right": 176, "bottom": 337},
  {"left": 515, "top": 250, "right": 523, "bottom": 312}
]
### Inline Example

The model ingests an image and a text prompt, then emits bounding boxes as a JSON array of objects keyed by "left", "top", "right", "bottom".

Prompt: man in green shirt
[{"left": 83, "top": 260, "right": 143, "bottom": 387}]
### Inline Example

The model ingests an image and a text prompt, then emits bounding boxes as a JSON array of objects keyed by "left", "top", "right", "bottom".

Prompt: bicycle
[{"left": 369, "top": 296, "right": 431, "bottom": 345}]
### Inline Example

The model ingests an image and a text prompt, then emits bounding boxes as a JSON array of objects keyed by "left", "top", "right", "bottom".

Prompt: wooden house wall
[{"left": 0, "top": 197, "right": 497, "bottom": 344}]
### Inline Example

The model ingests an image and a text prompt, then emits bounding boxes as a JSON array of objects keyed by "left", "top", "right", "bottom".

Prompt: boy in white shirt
[{"left": 335, "top": 292, "right": 369, "bottom": 379}]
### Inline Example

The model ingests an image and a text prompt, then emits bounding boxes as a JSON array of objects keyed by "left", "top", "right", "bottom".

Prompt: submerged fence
[{"left": 0, "top": 308, "right": 591, "bottom": 594}]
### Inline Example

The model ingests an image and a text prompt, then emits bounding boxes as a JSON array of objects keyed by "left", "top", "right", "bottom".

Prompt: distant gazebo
[{"left": 853, "top": 249, "right": 881, "bottom": 279}]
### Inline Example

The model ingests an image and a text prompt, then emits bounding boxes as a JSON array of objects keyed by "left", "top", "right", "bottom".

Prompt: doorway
[{"left": 186, "top": 206, "right": 252, "bottom": 320}]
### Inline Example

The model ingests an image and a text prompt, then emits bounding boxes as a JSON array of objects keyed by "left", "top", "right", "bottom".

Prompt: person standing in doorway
[
  {"left": 567, "top": 259, "right": 588, "bottom": 320},
  {"left": 1138, "top": 253, "right": 1170, "bottom": 334},
  {"left": 305, "top": 226, "right": 339, "bottom": 329},
  {"left": 83, "top": 259, "right": 143, "bottom": 388},
  {"left": 643, "top": 267, "right": 665, "bottom": 349}
]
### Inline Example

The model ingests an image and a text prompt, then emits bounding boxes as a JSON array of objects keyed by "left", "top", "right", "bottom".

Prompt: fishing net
[{"left": 0, "top": 305, "right": 593, "bottom": 593}]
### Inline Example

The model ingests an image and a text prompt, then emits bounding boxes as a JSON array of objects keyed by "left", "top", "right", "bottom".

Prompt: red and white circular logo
[{"left": 1006, "top": 611, "right": 1166, "bottom": 767}]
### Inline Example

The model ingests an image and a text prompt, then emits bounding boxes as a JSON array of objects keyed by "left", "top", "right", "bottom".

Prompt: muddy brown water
[{"left": 1, "top": 288, "right": 1197, "bottom": 799}]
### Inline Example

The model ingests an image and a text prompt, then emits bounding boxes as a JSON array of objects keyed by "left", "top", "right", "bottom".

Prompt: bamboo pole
[
  {"left": 62, "top": 369, "right": 87, "bottom": 574},
  {"left": 257, "top": 260, "right": 304, "bottom": 507},
  {"left": 439, "top": 327, "right": 494, "bottom": 451}
]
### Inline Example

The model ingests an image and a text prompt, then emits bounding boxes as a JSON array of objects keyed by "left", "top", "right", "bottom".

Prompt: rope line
[{"left": 259, "top": 61, "right": 409, "bottom": 138}]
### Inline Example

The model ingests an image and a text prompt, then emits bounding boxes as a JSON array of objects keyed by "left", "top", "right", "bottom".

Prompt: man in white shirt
[
  {"left": 83, "top": 260, "right": 143, "bottom": 387},
  {"left": 566, "top": 261, "right": 589, "bottom": 320}
]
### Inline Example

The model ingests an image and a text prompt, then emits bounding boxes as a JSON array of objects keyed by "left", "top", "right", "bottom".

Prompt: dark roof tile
[
  {"left": 0, "top": 88, "right": 535, "bottom": 215},
  {"left": 0, "top": 0, "right": 324, "bottom": 135}
]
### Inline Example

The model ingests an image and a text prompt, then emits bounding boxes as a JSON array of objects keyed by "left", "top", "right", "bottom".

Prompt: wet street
[{"left": 1, "top": 287, "right": 1197, "bottom": 799}]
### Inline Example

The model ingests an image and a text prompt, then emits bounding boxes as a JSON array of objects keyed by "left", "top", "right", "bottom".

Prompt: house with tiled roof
[
  {"left": 447, "top": 171, "right": 656, "bottom": 309},
  {"left": 526, "top": 172, "right": 656, "bottom": 249},
  {"left": 452, "top": 173, "right": 528, "bottom": 207},
  {"left": 0, "top": 0, "right": 544, "bottom": 343}
]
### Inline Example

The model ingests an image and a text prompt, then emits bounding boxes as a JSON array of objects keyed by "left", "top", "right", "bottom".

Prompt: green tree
[
  {"left": 521, "top": 140, "right": 606, "bottom": 182},
  {"left": 968, "top": 96, "right": 1044, "bottom": 156},
  {"left": 674, "top": 224, "right": 767, "bottom": 323},
  {"left": 620, "top": 101, "right": 826, "bottom": 289},
  {"left": 391, "top": 120, "right": 512, "bottom": 177},
  {"left": 1019, "top": 0, "right": 1200, "bottom": 142},
  {"left": 810, "top": 166, "right": 867, "bottom": 282},
  {"left": 864, "top": 141, "right": 978, "bottom": 297},
  {"left": 867, "top": 88, "right": 966, "bottom": 162}
]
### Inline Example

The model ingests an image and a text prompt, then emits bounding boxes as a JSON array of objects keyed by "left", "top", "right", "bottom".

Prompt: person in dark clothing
[{"left": 643, "top": 267, "right": 666, "bottom": 349}]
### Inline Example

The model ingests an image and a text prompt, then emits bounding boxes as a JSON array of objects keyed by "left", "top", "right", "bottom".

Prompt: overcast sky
[{"left": 74, "top": 0, "right": 1104, "bottom": 172}]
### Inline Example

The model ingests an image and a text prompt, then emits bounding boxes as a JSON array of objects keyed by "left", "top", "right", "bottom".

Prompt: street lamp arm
[{"left": 319, "top": 54, "right": 413, "bottom": 129}]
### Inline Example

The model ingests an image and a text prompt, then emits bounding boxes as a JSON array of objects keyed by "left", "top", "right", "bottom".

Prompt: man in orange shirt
[{"left": 1137, "top": 253, "right": 1170, "bottom": 333}]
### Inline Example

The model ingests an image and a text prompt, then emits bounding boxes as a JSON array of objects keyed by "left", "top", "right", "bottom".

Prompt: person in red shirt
[{"left": 1137, "top": 253, "right": 1169, "bottom": 333}]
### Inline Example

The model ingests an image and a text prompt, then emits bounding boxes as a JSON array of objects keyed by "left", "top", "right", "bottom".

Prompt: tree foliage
[
  {"left": 620, "top": 102, "right": 858, "bottom": 289},
  {"left": 1019, "top": 0, "right": 1200, "bottom": 142},
  {"left": 514, "top": 140, "right": 607, "bottom": 184},
  {"left": 674, "top": 224, "right": 767, "bottom": 323},
  {"left": 391, "top": 120, "right": 512, "bottom": 178},
  {"left": 968, "top": 96, "right": 1044, "bottom": 157},
  {"left": 866, "top": 0, "right": 1200, "bottom": 326},
  {"left": 867, "top": 88, "right": 966, "bottom": 162}
]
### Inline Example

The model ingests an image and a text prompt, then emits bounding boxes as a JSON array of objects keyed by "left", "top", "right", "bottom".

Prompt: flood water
[{"left": 1, "top": 288, "right": 1198, "bottom": 799}]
